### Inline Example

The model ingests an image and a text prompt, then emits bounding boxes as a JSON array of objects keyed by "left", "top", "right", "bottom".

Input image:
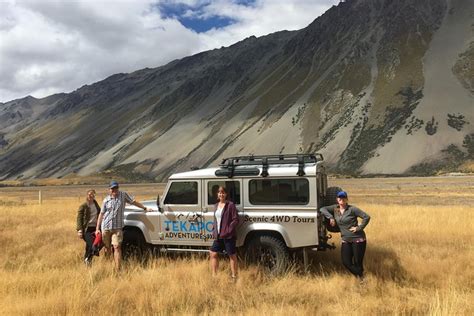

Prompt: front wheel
[
  {"left": 245, "top": 235, "right": 290, "bottom": 275},
  {"left": 122, "top": 229, "right": 148, "bottom": 262}
]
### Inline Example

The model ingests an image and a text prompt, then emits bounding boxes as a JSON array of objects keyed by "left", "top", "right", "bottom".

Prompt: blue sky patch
[
  {"left": 156, "top": 1, "right": 254, "bottom": 33},
  {"left": 180, "top": 15, "right": 235, "bottom": 33},
  {"left": 235, "top": 0, "right": 256, "bottom": 6}
]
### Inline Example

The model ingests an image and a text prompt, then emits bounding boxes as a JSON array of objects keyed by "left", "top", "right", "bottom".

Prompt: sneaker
[{"left": 84, "top": 258, "right": 92, "bottom": 267}]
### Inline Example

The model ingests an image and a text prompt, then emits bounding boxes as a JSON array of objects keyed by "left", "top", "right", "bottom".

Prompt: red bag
[{"left": 92, "top": 232, "right": 103, "bottom": 256}]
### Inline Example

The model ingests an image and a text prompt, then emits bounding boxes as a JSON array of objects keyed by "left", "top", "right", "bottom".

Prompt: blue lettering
[
  {"left": 165, "top": 220, "right": 215, "bottom": 233},
  {"left": 189, "top": 222, "right": 198, "bottom": 232},
  {"left": 205, "top": 221, "right": 214, "bottom": 232},
  {"left": 172, "top": 221, "right": 179, "bottom": 231},
  {"left": 197, "top": 222, "right": 204, "bottom": 231}
]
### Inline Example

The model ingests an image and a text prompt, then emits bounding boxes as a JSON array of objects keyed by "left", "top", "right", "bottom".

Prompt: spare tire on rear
[
  {"left": 324, "top": 186, "right": 343, "bottom": 206},
  {"left": 321, "top": 186, "right": 343, "bottom": 232}
]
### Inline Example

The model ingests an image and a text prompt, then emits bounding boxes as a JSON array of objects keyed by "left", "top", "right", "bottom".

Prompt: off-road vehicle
[{"left": 122, "top": 154, "right": 340, "bottom": 274}]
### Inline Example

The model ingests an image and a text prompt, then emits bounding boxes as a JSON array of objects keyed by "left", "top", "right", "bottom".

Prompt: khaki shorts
[{"left": 102, "top": 229, "right": 123, "bottom": 247}]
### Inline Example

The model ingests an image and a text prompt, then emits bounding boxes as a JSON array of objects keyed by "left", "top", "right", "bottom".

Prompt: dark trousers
[
  {"left": 341, "top": 241, "right": 366, "bottom": 277},
  {"left": 82, "top": 227, "right": 96, "bottom": 261}
]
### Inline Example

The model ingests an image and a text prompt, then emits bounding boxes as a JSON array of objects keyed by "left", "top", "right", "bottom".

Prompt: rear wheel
[{"left": 245, "top": 235, "right": 290, "bottom": 275}]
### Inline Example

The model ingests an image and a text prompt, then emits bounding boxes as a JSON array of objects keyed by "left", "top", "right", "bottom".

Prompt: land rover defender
[{"left": 122, "top": 153, "right": 339, "bottom": 274}]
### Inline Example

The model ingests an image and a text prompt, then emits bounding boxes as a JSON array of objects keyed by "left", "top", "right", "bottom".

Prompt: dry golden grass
[
  {"left": 459, "top": 161, "right": 474, "bottom": 173},
  {"left": 0, "top": 173, "right": 117, "bottom": 187},
  {"left": 0, "top": 177, "right": 473, "bottom": 315}
]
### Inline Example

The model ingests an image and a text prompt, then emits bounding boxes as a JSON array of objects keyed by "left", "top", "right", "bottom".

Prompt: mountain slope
[{"left": 0, "top": 0, "right": 472, "bottom": 181}]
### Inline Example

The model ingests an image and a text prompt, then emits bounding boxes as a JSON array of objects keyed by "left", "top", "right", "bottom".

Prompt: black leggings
[{"left": 341, "top": 241, "right": 366, "bottom": 277}]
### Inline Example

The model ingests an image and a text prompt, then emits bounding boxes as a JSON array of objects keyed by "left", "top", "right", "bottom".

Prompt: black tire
[
  {"left": 322, "top": 186, "right": 343, "bottom": 233},
  {"left": 245, "top": 235, "right": 290, "bottom": 275},
  {"left": 122, "top": 229, "right": 148, "bottom": 262},
  {"left": 324, "top": 186, "right": 343, "bottom": 206}
]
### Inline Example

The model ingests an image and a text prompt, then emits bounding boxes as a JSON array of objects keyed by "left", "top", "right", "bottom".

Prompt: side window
[
  {"left": 164, "top": 181, "right": 198, "bottom": 204},
  {"left": 249, "top": 179, "right": 309, "bottom": 205},
  {"left": 208, "top": 181, "right": 240, "bottom": 205}
]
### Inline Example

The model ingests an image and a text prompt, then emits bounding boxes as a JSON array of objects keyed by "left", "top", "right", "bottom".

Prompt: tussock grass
[{"left": 0, "top": 178, "right": 473, "bottom": 315}]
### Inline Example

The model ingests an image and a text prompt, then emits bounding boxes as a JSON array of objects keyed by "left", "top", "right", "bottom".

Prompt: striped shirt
[{"left": 101, "top": 191, "right": 134, "bottom": 230}]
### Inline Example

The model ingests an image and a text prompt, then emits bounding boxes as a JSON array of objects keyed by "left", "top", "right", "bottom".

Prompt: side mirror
[{"left": 156, "top": 194, "right": 163, "bottom": 213}]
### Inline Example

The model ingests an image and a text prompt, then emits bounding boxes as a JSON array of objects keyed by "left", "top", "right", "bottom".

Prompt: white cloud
[
  {"left": 0, "top": 0, "right": 338, "bottom": 103},
  {"left": 197, "top": 0, "right": 339, "bottom": 50}
]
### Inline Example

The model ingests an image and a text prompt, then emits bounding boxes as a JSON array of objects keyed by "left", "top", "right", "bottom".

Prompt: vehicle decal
[
  {"left": 163, "top": 219, "right": 214, "bottom": 240},
  {"left": 164, "top": 220, "right": 213, "bottom": 232},
  {"left": 164, "top": 232, "right": 213, "bottom": 240},
  {"left": 243, "top": 215, "right": 315, "bottom": 223}
]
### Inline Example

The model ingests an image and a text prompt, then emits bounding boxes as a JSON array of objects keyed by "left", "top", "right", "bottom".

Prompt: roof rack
[{"left": 215, "top": 153, "right": 323, "bottom": 178}]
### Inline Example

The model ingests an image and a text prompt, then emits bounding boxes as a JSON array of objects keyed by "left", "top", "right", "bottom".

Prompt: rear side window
[
  {"left": 207, "top": 181, "right": 240, "bottom": 205},
  {"left": 249, "top": 179, "right": 309, "bottom": 205},
  {"left": 164, "top": 181, "right": 198, "bottom": 204}
]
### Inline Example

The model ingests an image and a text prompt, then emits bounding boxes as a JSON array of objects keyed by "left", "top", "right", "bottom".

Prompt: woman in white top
[{"left": 209, "top": 186, "right": 239, "bottom": 278}]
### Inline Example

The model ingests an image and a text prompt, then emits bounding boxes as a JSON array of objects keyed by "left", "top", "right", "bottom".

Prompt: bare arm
[
  {"left": 96, "top": 212, "right": 103, "bottom": 234},
  {"left": 132, "top": 200, "right": 151, "bottom": 212}
]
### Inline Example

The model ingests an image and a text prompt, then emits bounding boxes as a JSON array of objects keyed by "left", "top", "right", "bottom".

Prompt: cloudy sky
[{"left": 0, "top": 0, "right": 339, "bottom": 103}]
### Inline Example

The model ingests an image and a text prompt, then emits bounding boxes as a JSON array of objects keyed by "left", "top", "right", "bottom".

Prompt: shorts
[
  {"left": 210, "top": 237, "right": 236, "bottom": 256},
  {"left": 102, "top": 229, "right": 123, "bottom": 247}
]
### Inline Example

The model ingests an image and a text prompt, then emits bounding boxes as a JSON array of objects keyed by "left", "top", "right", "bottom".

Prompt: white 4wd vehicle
[{"left": 123, "top": 154, "right": 339, "bottom": 274}]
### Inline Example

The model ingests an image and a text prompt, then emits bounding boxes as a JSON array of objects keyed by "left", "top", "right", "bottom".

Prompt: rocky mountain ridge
[{"left": 0, "top": 0, "right": 473, "bottom": 181}]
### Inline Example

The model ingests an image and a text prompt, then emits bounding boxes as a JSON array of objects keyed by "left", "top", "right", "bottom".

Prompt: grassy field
[{"left": 0, "top": 176, "right": 473, "bottom": 315}]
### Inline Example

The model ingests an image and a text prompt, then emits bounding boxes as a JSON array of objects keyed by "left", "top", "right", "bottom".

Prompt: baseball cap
[
  {"left": 109, "top": 180, "right": 119, "bottom": 189},
  {"left": 337, "top": 191, "right": 348, "bottom": 198}
]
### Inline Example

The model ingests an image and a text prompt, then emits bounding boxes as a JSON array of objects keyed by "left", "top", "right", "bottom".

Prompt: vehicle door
[
  {"left": 160, "top": 180, "right": 204, "bottom": 246},
  {"left": 203, "top": 179, "right": 243, "bottom": 245}
]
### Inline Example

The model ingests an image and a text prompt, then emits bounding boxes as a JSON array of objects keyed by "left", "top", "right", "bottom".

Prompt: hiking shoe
[{"left": 84, "top": 258, "right": 92, "bottom": 267}]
